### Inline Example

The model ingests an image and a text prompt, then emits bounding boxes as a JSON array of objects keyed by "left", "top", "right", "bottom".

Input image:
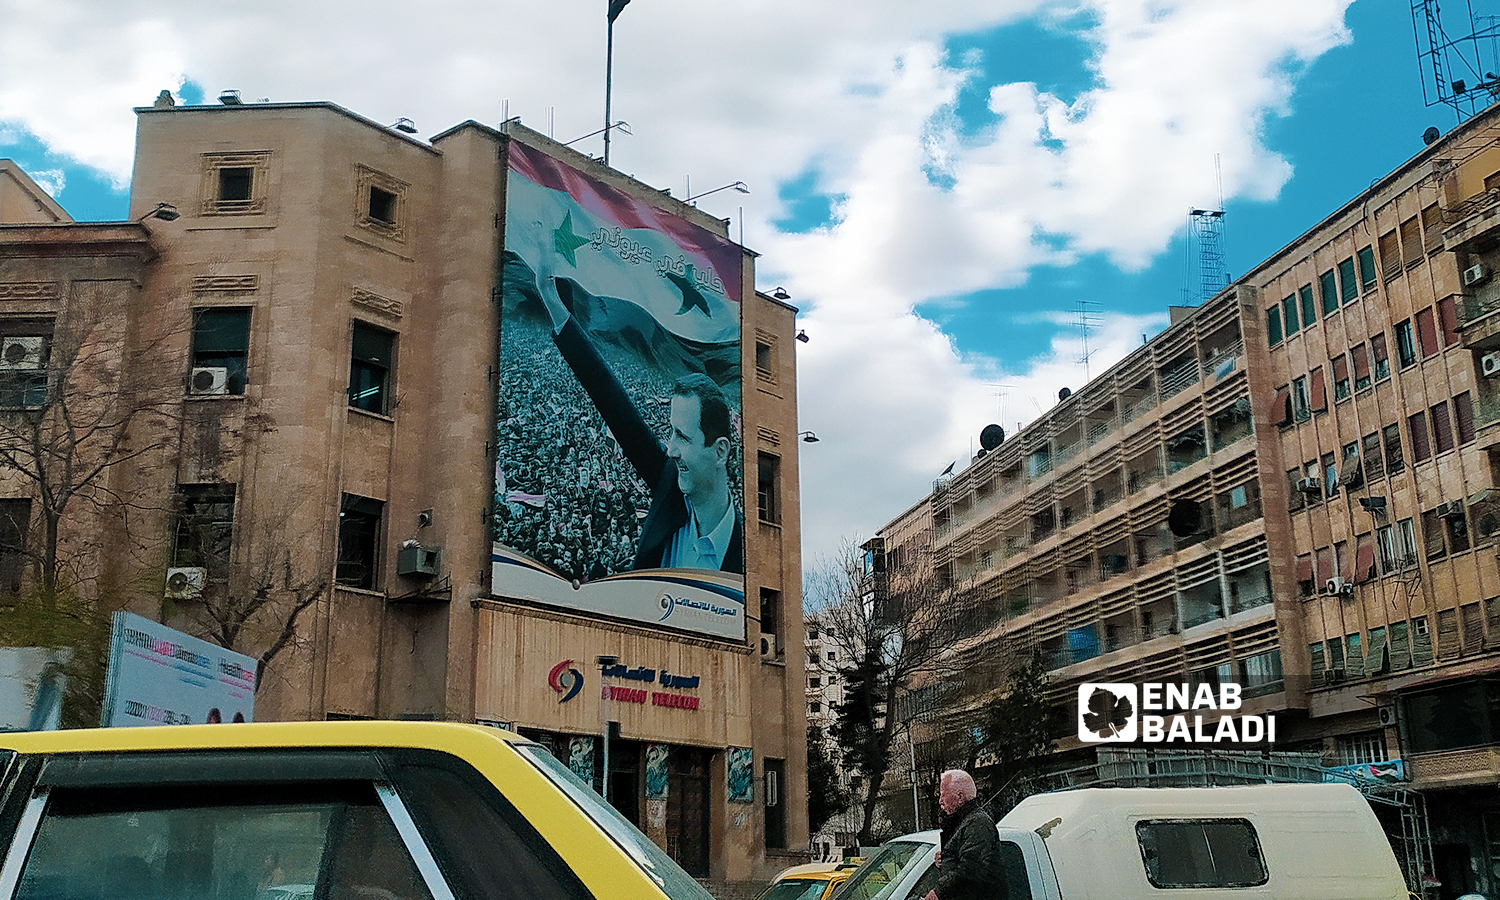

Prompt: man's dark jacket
[
  {"left": 935, "top": 799, "right": 1006, "bottom": 900},
  {"left": 552, "top": 316, "right": 744, "bottom": 573}
]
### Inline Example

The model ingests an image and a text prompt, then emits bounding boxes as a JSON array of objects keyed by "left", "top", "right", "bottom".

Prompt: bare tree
[{"left": 805, "top": 534, "right": 965, "bottom": 844}]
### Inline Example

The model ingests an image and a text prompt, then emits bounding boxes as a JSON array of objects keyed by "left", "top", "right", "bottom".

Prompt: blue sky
[{"left": 0, "top": 0, "right": 1472, "bottom": 561}]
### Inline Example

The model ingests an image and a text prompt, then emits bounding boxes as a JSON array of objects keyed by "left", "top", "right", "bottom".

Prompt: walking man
[{"left": 922, "top": 769, "right": 1005, "bottom": 900}]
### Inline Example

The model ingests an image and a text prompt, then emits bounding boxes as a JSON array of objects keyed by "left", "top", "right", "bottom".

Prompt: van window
[
  {"left": 838, "top": 840, "right": 928, "bottom": 900},
  {"left": 1135, "top": 818, "right": 1267, "bottom": 888},
  {"left": 902, "top": 840, "right": 1033, "bottom": 900}
]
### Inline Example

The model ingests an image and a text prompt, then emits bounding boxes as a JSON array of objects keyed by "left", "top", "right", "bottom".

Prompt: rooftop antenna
[
  {"left": 1074, "top": 299, "right": 1101, "bottom": 381},
  {"left": 1184, "top": 207, "right": 1228, "bottom": 304},
  {"left": 986, "top": 383, "right": 1013, "bottom": 429},
  {"left": 1412, "top": 0, "right": 1500, "bottom": 123}
]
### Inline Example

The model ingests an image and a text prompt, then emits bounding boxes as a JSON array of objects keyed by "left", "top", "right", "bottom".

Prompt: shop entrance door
[{"left": 665, "top": 747, "right": 711, "bottom": 877}]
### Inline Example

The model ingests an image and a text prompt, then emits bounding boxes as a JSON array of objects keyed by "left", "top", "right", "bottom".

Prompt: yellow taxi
[
  {"left": 755, "top": 859, "right": 863, "bottom": 900},
  {"left": 0, "top": 720, "right": 714, "bottom": 900}
]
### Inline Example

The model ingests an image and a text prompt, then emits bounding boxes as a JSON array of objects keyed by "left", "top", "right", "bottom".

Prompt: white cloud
[{"left": 0, "top": 0, "right": 1353, "bottom": 569}]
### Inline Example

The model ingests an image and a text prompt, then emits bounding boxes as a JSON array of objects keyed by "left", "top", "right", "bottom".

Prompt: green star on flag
[
  {"left": 667, "top": 264, "right": 711, "bottom": 317},
  {"left": 552, "top": 211, "right": 591, "bottom": 266}
]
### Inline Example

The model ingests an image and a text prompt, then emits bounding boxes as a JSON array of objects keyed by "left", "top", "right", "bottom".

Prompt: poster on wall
[
  {"left": 493, "top": 138, "right": 745, "bottom": 642},
  {"left": 568, "top": 736, "right": 597, "bottom": 786},
  {"left": 727, "top": 747, "right": 754, "bottom": 803},
  {"left": 100, "top": 612, "right": 256, "bottom": 727},
  {"left": 645, "top": 743, "right": 670, "bottom": 800}
]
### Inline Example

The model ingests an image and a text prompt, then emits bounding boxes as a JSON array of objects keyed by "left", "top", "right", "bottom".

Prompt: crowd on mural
[{"left": 494, "top": 318, "right": 664, "bottom": 582}]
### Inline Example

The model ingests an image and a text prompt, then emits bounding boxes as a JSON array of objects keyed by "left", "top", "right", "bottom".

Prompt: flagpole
[{"left": 604, "top": 8, "right": 615, "bottom": 167}]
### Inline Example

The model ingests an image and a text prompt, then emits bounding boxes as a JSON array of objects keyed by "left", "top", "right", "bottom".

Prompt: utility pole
[{"left": 604, "top": 0, "right": 631, "bottom": 166}]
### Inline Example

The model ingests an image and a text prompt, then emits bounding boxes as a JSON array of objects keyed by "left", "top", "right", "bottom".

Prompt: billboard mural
[
  {"left": 100, "top": 612, "right": 256, "bottom": 727},
  {"left": 493, "top": 139, "right": 745, "bottom": 641}
]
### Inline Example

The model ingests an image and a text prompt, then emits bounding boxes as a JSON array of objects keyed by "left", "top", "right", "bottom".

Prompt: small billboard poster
[
  {"left": 101, "top": 612, "right": 256, "bottom": 727},
  {"left": 493, "top": 138, "right": 746, "bottom": 641}
]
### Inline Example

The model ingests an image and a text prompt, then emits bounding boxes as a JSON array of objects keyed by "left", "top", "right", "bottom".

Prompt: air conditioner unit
[
  {"left": 1326, "top": 577, "right": 1347, "bottom": 595},
  {"left": 1297, "top": 477, "right": 1322, "bottom": 494},
  {"left": 396, "top": 544, "right": 440, "bottom": 577},
  {"left": 1463, "top": 262, "right": 1492, "bottom": 287},
  {"left": 759, "top": 633, "right": 778, "bottom": 659},
  {"left": 189, "top": 367, "right": 230, "bottom": 396},
  {"left": 164, "top": 566, "right": 207, "bottom": 600},
  {"left": 1339, "top": 581, "right": 1355, "bottom": 596},
  {"left": 1484, "top": 352, "right": 1500, "bottom": 378},
  {"left": 1440, "top": 502, "right": 1466, "bottom": 519},
  {"left": 1378, "top": 706, "right": 1397, "bottom": 726},
  {"left": 0, "top": 337, "right": 43, "bottom": 371}
]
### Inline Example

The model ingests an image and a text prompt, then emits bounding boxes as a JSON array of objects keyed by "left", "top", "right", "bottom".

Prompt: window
[
  {"left": 1340, "top": 442, "right": 1361, "bottom": 490},
  {"left": 191, "top": 307, "right": 251, "bottom": 395},
  {"left": 757, "top": 452, "right": 781, "bottom": 524},
  {"left": 809, "top": 677, "right": 821, "bottom": 688},
  {"left": 755, "top": 340, "right": 777, "bottom": 382},
  {"left": 0, "top": 325, "right": 51, "bottom": 409},
  {"left": 1357, "top": 246, "right": 1378, "bottom": 291},
  {"left": 1266, "top": 306, "right": 1283, "bottom": 347},
  {"left": 1338, "top": 257, "right": 1358, "bottom": 304},
  {"left": 337, "top": 494, "right": 384, "bottom": 588},
  {"left": 201, "top": 151, "right": 269, "bottom": 215},
  {"left": 1350, "top": 343, "right": 1371, "bottom": 391},
  {"left": 1416, "top": 307, "right": 1439, "bottom": 357},
  {"left": 1395, "top": 320, "right": 1417, "bottom": 368},
  {"left": 1379, "top": 230, "right": 1401, "bottom": 278},
  {"left": 1287, "top": 469, "right": 1306, "bottom": 512},
  {"left": 14, "top": 782, "right": 434, "bottom": 900},
  {"left": 0, "top": 498, "right": 29, "bottom": 597},
  {"left": 1423, "top": 508, "right": 1446, "bottom": 560},
  {"left": 1362, "top": 432, "right": 1385, "bottom": 483},
  {"left": 1292, "top": 376, "right": 1310, "bottom": 421},
  {"left": 1309, "top": 367, "right": 1327, "bottom": 413},
  {"left": 1379, "top": 520, "right": 1417, "bottom": 574},
  {"left": 760, "top": 588, "right": 781, "bottom": 638},
  {"left": 1239, "top": 649, "right": 1283, "bottom": 696},
  {"left": 1283, "top": 295, "right": 1300, "bottom": 337},
  {"left": 826, "top": 650, "right": 836, "bottom": 660},
  {"left": 172, "top": 484, "right": 236, "bottom": 577},
  {"left": 1299, "top": 286, "right": 1317, "bottom": 329},
  {"left": 1332, "top": 354, "right": 1351, "bottom": 401},
  {"left": 809, "top": 701, "right": 821, "bottom": 713},
  {"left": 356, "top": 165, "right": 408, "bottom": 240},
  {"left": 349, "top": 322, "right": 396, "bottom": 415},
  {"left": 1371, "top": 332, "right": 1390, "bottom": 380},
  {"left": 1449, "top": 506, "right": 1472, "bottom": 553},
  {"left": 1409, "top": 411, "right": 1432, "bottom": 462},
  {"left": 1319, "top": 270, "right": 1338, "bottom": 314},
  {"left": 1456, "top": 391, "right": 1476, "bottom": 445},
  {"left": 764, "top": 757, "right": 786, "bottom": 849},
  {"left": 1135, "top": 819, "right": 1267, "bottom": 888},
  {"left": 1337, "top": 731, "right": 1386, "bottom": 765},
  {"left": 1323, "top": 453, "right": 1338, "bottom": 499},
  {"left": 1383, "top": 423, "right": 1404, "bottom": 473},
  {"left": 1401, "top": 216, "right": 1423, "bottom": 267},
  {"left": 1431, "top": 401, "right": 1455, "bottom": 454},
  {"left": 1438, "top": 296, "right": 1460, "bottom": 347}
]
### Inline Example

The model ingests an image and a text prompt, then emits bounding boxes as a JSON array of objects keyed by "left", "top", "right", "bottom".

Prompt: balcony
[
  {"left": 1407, "top": 746, "right": 1500, "bottom": 789},
  {"left": 1457, "top": 291, "right": 1500, "bottom": 351}
]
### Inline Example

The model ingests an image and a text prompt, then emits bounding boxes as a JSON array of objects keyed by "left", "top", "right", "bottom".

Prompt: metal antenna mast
[
  {"left": 1074, "top": 300, "right": 1101, "bottom": 381},
  {"left": 604, "top": 0, "right": 631, "bottom": 165},
  {"left": 1185, "top": 208, "right": 1228, "bottom": 303},
  {"left": 1411, "top": 0, "right": 1500, "bottom": 123}
]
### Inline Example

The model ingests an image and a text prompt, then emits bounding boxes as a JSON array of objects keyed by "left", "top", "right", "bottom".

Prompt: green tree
[
  {"left": 807, "top": 725, "right": 850, "bottom": 836},
  {"left": 971, "top": 651, "right": 1061, "bottom": 808}
]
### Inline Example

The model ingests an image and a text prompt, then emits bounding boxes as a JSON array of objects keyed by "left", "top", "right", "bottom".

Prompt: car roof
[
  {"left": 0, "top": 721, "right": 526, "bottom": 755},
  {"left": 884, "top": 830, "right": 940, "bottom": 844},
  {"left": 776, "top": 863, "right": 844, "bottom": 880}
]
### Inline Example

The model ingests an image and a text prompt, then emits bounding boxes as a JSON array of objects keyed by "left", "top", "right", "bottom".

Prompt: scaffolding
[{"left": 999, "top": 748, "right": 1435, "bottom": 899}]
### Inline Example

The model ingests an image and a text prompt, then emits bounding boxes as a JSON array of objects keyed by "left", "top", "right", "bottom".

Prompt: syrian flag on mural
[{"left": 504, "top": 140, "right": 742, "bottom": 349}]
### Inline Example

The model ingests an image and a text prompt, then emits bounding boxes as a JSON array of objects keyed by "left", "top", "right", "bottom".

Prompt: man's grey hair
[{"left": 941, "top": 769, "right": 977, "bottom": 802}]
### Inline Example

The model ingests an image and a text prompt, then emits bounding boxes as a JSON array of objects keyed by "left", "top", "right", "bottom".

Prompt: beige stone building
[{"left": 0, "top": 96, "right": 808, "bottom": 887}]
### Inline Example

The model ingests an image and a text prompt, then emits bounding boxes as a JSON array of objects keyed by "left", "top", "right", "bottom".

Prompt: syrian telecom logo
[
  {"left": 1078, "top": 683, "right": 1137, "bottom": 742},
  {"left": 548, "top": 659, "right": 584, "bottom": 703}
]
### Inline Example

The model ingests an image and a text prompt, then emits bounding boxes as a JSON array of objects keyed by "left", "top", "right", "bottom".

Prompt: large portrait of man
[{"left": 494, "top": 139, "right": 744, "bottom": 595}]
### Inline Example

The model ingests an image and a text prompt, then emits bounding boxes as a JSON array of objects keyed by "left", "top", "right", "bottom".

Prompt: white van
[{"left": 836, "top": 783, "right": 1407, "bottom": 900}]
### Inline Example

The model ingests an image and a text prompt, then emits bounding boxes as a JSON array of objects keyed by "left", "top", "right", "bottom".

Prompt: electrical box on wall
[{"left": 397, "top": 544, "right": 440, "bottom": 577}]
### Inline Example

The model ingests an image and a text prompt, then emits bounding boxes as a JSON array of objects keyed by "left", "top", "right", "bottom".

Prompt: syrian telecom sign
[{"left": 1078, "top": 683, "right": 1276, "bottom": 744}]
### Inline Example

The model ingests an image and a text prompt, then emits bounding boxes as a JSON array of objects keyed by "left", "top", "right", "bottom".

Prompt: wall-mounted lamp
[
  {"left": 137, "top": 202, "right": 180, "bottom": 223},
  {"left": 795, "top": 330, "right": 809, "bottom": 344},
  {"left": 218, "top": 90, "right": 243, "bottom": 106},
  {"left": 772, "top": 287, "right": 791, "bottom": 301},
  {"left": 391, "top": 118, "right": 418, "bottom": 134},
  {"left": 685, "top": 181, "right": 749, "bottom": 203},
  {"left": 799, "top": 432, "right": 820, "bottom": 444}
]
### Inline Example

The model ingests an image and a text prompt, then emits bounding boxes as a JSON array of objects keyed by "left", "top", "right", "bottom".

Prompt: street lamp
[
  {"left": 684, "top": 181, "right": 749, "bottom": 203},
  {"left": 799, "top": 432, "right": 820, "bottom": 443},
  {"left": 597, "top": 654, "right": 618, "bottom": 803},
  {"left": 136, "top": 202, "right": 180, "bottom": 223}
]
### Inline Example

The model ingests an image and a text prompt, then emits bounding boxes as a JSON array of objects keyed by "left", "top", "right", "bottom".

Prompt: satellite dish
[
  {"left": 976, "top": 448, "right": 988, "bottom": 458},
  {"left": 1167, "top": 499, "right": 1204, "bottom": 537},
  {"left": 980, "top": 424, "right": 1006, "bottom": 451},
  {"left": 1423, "top": 126, "right": 1441, "bottom": 146},
  {"left": 1058, "top": 387, "right": 1072, "bottom": 401}
]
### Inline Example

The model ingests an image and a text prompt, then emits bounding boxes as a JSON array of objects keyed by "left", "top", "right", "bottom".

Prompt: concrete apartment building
[
  {"left": 876, "top": 103, "right": 1500, "bottom": 899},
  {"left": 0, "top": 97, "right": 808, "bottom": 886}
]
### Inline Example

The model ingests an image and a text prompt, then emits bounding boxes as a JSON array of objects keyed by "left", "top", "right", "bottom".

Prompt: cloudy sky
[{"left": 0, "top": 0, "right": 1475, "bottom": 573}]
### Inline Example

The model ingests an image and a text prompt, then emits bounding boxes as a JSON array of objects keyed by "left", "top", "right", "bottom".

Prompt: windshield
[
  {"left": 516, "top": 742, "right": 716, "bottom": 900},
  {"left": 835, "top": 841, "right": 930, "bottom": 900},
  {"left": 758, "top": 879, "right": 830, "bottom": 900}
]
